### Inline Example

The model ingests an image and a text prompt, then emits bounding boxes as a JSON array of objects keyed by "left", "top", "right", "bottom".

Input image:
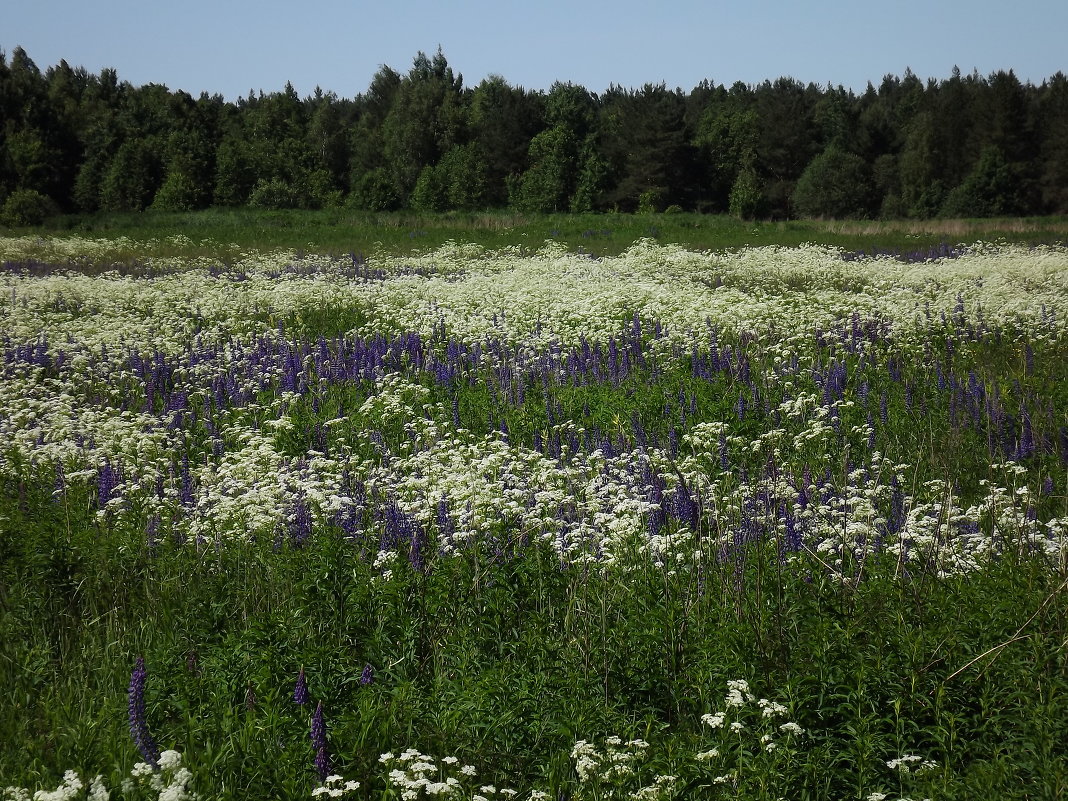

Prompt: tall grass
[{"left": 12, "top": 208, "right": 1068, "bottom": 259}]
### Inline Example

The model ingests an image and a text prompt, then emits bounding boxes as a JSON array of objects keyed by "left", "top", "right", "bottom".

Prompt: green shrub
[
  {"left": 1, "top": 188, "right": 58, "bottom": 226},
  {"left": 792, "top": 146, "right": 873, "bottom": 219},
  {"left": 728, "top": 168, "right": 765, "bottom": 220},
  {"left": 248, "top": 177, "right": 300, "bottom": 210}
]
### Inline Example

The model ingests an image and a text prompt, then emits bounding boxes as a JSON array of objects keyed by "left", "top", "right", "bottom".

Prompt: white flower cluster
[
  {"left": 378, "top": 750, "right": 491, "bottom": 799},
  {"left": 311, "top": 775, "right": 360, "bottom": 798},
  {"left": 569, "top": 737, "right": 675, "bottom": 800},
  {"left": 865, "top": 753, "right": 938, "bottom": 801},
  {"left": 5, "top": 236, "right": 1067, "bottom": 357},
  {"left": 698, "top": 679, "right": 805, "bottom": 779},
  {"left": 3, "top": 751, "right": 194, "bottom": 801},
  {"left": 885, "top": 754, "right": 938, "bottom": 773},
  {"left": 2, "top": 771, "right": 99, "bottom": 801}
]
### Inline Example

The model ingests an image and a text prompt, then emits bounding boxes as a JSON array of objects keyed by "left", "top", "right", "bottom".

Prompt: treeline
[{"left": 2, "top": 46, "right": 1068, "bottom": 225}]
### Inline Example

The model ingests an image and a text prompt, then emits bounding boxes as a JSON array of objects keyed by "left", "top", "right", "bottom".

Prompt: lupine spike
[
  {"left": 294, "top": 667, "right": 310, "bottom": 706},
  {"left": 128, "top": 656, "right": 160, "bottom": 769},
  {"left": 311, "top": 700, "right": 330, "bottom": 780}
]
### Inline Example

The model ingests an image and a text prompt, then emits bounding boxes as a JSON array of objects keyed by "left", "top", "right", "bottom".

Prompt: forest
[{"left": 2, "top": 46, "right": 1068, "bottom": 226}]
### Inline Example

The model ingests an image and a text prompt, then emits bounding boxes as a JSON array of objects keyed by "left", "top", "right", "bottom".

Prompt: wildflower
[
  {"left": 88, "top": 776, "right": 109, "bottom": 801},
  {"left": 128, "top": 656, "right": 160, "bottom": 769},
  {"left": 311, "top": 701, "right": 330, "bottom": 780},
  {"left": 758, "top": 698, "right": 787, "bottom": 717},
  {"left": 887, "top": 754, "right": 923, "bottom": 771},
  {"left": 294, "top": 668, "right": 310, "bottom": 705},
  {"left": 159, "top": 751, "right": 183, "bottom": 771},
  {"left": 360, "top": 663, "right": 374, "bottom": 686}
]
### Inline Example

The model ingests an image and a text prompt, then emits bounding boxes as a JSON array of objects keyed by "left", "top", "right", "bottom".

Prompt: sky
[{"left": 5, "top": 0, "right": 1067, "bottom": 101}]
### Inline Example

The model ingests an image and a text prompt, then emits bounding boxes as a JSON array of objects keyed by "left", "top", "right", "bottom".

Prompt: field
[{"left": 1, "top": 226, "right": 1067, "bottom": 800}]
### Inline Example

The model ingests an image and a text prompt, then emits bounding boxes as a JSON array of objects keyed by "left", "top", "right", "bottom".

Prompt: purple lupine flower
[
  {"left": 311, "top": 701, "right": 330, "bottom": 780},
  {"left": 435, "top": 496, "right": 456, "bottom": 552},
  {"left": 1020, "top": 412, "right": 1035, "bottom": 460},
  {"left": 128, "top": 657, "right": 160, "bottom": 769},
  {"left": 409, "top": 521, "right": 427, "bottom": 574},
  {"left": 360, "top": 663, "right": 374, "bottom": 686},
  {"left": 291, "top": 492, "right": 313, "bottom": 547},
  {"left": 314, "top": 746, "right": 331, "bottom": 782},
  {"left": 294, "top": 668, "right": 310, "bottom": 706},
  {"left": 97, "top": 459, "right": 121, "bottom": 509}
]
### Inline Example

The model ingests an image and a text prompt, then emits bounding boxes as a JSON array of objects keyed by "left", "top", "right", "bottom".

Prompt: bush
[
  {"left": 728, "top": 169, "right": 765, "bottom": 220},
  {"left": 792, "top": 146, "right": 873, "bottom": 219},
  {"left": 248, "top": 178, "right": 300, "bottom": 210},
  {"left": 637, "top": 187, "right": 665, "bottom": 214},
  {"left": 349, "top": 169, "right": 401, "bottom": 211},
  {"left": 1, "top": 188, "right": 58, "bottom": 226},
  {"left": 940, "top": 147, "right": 1023, "bottom": 218},
  {"left": 410, "top": 164, "right": 449, "bottom": 212},
  {"left": 151, "top": 171, "right": 205, "bottom": 212}
]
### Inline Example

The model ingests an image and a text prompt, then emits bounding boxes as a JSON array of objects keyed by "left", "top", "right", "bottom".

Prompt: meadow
[{"left": 0, "top": 227, "right": 1066, "bottom": 800}]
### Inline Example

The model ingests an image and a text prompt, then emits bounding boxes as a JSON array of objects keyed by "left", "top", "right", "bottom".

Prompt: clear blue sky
[{"left": 6, "top": 0, "right": 1067, "bottom": 100}]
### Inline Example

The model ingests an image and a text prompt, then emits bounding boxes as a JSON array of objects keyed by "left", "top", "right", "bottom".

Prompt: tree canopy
[{"left": 2, "top": 47, "right": 1066, "bottom": 222}]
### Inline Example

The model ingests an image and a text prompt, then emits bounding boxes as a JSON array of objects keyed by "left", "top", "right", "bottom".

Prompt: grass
[{"left": 7, "top": 207, "right": 1068, "bottom": 258}]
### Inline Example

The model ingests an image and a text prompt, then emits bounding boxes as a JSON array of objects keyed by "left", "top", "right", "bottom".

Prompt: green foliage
[
  {"left": 792, "top": 145, "right": 874, "bottom": 219},
  {"left": 696, "top": 103, "right": 760, "bottom": 211},
  {"left": 570, "top": 138, "right": 608, "bottom": 213},
  {"left": 151, "top": 173, "right": 201, "bottom": 212},
  {"left": 409, "top": 163, "right": 449, "bottom": 212},
  {"left": 100, "top": 139, "right": 161, "bottom": 212},
  {"left": 637, "top": 187, "right": 665, "bottom": 214},
  {"left": 898, "top": 111, "right": 948, "bottom": 218},
  {"left": 469, "top": 75, "right": 545, "bottom": 206},
  {"left": 381, "top": 49, "right": 466, "bottom": 203},
  {"left": 728, "top": 168, "right": 764, "bottom": 220},
  {"left": 0, "top": 187, "right": 58, "bottom": 226},
  {"left": 213, "top": 137, "right": 258, "bottom": 207},
  {"left": 247, "top": 177, "right": 300, "bottom": 210},
  {"left": 5, "top": 45, "right": 1068, "bottom": 220},
  {"left": 940, "top": 146, "right": 1024, "bottom": 217},
  {"left": 349, "top": 168, "right": 400, "bottom": 211},
  {"left": 599, "top": 84, "right": 696, "bottom": 211},
  {"left": 511, "top": 126, "right": 577, "bottom": 213},
  {"left": 411, "top": 144, "right": 491, "bottom": 212},
  {"left": 5, "top": 128, "right": 58, "bottom": 192}
]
